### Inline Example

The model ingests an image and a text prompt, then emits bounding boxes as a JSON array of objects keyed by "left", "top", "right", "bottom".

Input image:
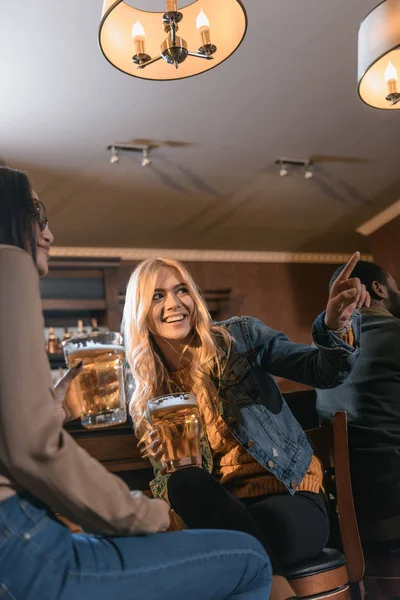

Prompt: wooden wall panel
[
  {"left": 119, "top": 260, "right": 342, "bottom": 392},
  {"left": 368, "top": 215, "right": 400, "bottom": 282}
]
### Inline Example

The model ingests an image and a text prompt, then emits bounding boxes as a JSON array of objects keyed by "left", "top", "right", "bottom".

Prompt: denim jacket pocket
[{"left": 220, "top": 354, "right": 259, "bottom": 404}]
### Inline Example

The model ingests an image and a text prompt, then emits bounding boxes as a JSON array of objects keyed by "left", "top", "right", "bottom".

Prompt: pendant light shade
[
  {"left": 358, "top": 0, "right": 400, "bottom": 109},
  {"left": 99, "top": 0, "right": 247, "bottom": 81}
]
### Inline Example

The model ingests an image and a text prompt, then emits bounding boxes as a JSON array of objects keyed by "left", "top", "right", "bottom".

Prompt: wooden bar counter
[{"left": 64, "top": 419, "right": 153, "bottom": 492}]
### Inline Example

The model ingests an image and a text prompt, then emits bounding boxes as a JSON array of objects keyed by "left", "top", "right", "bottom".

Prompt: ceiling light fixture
[
  {"left": 107, "top": 143, "right": 153, "bottom": 167},
  {"left": 99, "top": 0, "right": 247, "bottom": 81},
  {"left": 358, "top": 0, "right": 400, "bottom": 109}
]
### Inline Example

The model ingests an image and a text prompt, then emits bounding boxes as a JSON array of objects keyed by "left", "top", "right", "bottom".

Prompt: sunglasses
[{"left": 32, "top": 199, "right": 49, "bottom": 232}]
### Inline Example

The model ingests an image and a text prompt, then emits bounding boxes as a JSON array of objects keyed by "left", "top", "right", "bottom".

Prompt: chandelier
[
  {"left": 99, "top": 0, "right": 247, "bottom": 81},
  {"left": 358, "top": 0, "right": 400, "bottom": 109}
]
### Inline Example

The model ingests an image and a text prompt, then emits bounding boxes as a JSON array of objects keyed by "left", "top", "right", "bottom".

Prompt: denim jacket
[{"left": 149, "top": 311, "right": 361, "bottom": 501}]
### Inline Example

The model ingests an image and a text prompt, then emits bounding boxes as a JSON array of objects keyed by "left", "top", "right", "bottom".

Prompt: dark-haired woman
[{"left": 0, "top": 167, "right": 272, "bottom": 600}]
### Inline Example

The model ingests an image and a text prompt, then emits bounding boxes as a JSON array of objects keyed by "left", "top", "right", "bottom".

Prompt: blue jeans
[{"left": 0, "top": 494, "right": 272, "bottom": 600}]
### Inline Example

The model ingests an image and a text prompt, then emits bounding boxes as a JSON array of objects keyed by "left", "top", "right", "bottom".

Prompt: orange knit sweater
[{"left": 203, "top": 408, "right": 323, "bottom": 499}]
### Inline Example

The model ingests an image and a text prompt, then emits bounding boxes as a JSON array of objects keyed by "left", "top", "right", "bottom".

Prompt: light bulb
[
  {"left": 196, "top": 9, "right": 213, "bottom": 49},
  {"left": 132, "top": 21, "right": 146, "bottom": 59},
  {"left": 141, "top": 149, "right": 151, "bottom": 167},
  {"left": 279, "top": 165, "right": 288, "bottom": 177},
  {"left": 132, "top": 20, "right": 145, "bottom": 39},
  {"left": 110, "top": 147, "right": 119, "bottom": 164},
  {"left": 196, "top": 9, "right": 210, "bottom": 31},
  {"left": 385, "top": 61, "right": 398, "bottom": 83}
]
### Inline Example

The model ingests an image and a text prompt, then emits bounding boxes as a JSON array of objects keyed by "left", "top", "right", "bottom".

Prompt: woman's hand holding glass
[
  {"left": 141, "top": 430, "right": 167, "bottom": 475},
  {"left": 54, "top": 364, "right": 84, "bottom": 422}
]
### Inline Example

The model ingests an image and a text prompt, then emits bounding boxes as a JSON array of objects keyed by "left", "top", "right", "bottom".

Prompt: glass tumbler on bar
[
  {"left": 63, "top": 332, "right": 127, "bottom": 429},
  {"left": 148, "top": 393, "right": 202, "bottom": 473}
]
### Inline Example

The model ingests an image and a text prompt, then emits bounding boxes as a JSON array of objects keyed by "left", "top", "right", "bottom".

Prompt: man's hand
[{"left": 325, "top": 251, "right": 371, "bottom": 330}]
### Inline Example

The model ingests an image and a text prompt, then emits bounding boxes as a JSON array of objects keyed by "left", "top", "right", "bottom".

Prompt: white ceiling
[{"left": 1, "top": 0, "right": 398, "bottom": 252}]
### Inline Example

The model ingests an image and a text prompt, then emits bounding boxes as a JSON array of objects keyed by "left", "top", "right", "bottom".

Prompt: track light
[
  {"left": 108, "top": 143, "right": 153, "bottom": 166},
  {"left": 304, "top": 164, "right": 313, "bottom": 179},
  {"left": 279, "top": 164, "right": 289, "bottom": 177},
  {"left": 275, "top": 158, "right": 314, "bottom": 180},
  {"left": 141, "top": 148, "right": 152, "bottom": 167},
  {"left": 110, "top": 146, "right": 120, "bottom": 164}
]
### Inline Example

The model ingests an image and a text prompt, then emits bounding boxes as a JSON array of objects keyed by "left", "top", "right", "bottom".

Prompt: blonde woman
[{"left": 123, "top": 254, "right": 368, "bottom": 571}]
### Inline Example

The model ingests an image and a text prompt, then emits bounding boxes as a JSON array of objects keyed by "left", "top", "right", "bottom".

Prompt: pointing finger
[{"left": 333, "top": 252, "right": 360, "bottom": 287}]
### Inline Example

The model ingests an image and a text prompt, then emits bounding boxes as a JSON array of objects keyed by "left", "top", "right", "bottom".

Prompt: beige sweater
[{"left": 0, "top": 245, "right": 157, "bottom": 536}]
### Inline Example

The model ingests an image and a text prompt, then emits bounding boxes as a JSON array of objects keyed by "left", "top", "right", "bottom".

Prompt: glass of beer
[
  {"left": 63, "top": 332, "right": 127, "bottom": 429},
  {"left": 147, "top": 393, "right": 201, "bottom": 473}
]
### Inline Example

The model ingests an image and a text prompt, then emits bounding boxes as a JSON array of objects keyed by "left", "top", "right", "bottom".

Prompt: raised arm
[
  {"left": 248, "top": 312, "right": 360, "bottom": 389},
  {"left": 324, "top": 251, "right": 370, "bottom": 330},
  {"left": 0, "top": 246, "right": 169, "bottom": 535},
  {"left": 246, "top": 253, "right": 368, "bottom": 389}
]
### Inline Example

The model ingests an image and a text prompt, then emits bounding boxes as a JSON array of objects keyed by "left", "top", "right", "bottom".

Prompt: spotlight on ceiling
[
  {"left": 107, "top": 143, "right": 153, "bottom": 166},
  {"left": 279, "top": 163, "right": 289, "bottom": 177},
  {"left": 110, "top": 146, "right": 120, "bottom": 164},
  {"left": 304, "top": 163, "right": 313, "bottom": 179},
  {"left": 141, "top": 147, "right": 152, "bottom": 167}
]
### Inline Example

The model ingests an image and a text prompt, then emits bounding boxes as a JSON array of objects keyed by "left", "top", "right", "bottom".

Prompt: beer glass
[
  {"left": 148, "top": 393, "right": 201, "bottom": 473},
  {"left": 63, "top": 332, "right": 127, "bottom": 429}
]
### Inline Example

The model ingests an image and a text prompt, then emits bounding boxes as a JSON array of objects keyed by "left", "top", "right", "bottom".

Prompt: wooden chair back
[{"left": 306, "top": 411, "right": 365, "bottom": 583}]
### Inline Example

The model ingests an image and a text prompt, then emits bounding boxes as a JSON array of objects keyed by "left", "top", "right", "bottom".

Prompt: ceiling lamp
[
  {"left": 99, "top": 0, "right": 247, "bottom": 81},
  {"left": 358, "top": 0, "right": 400, "bottom": 109}
]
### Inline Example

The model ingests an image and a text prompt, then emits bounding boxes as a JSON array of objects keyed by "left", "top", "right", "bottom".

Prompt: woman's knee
[
  {"left": 226, "top": 531, "right": 273, "bottom": 588},
  {"left": 193, "top": 529, "right": 272, "bottom": 580},
  {"left": 167, "top": 467, "right": 218, "bottom": 499},
  {"left": 221, "top": 529, "right": 271, "bottom": 558}
]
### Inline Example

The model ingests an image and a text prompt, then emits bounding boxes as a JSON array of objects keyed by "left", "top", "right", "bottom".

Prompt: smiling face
[{"left": 147, "top": 266, "right": 195, "bottom": 344}]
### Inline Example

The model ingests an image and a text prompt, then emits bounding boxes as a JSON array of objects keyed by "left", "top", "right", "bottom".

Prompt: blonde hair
[{"left": 122, "top": 257, "right": 231, "bottom": 440}]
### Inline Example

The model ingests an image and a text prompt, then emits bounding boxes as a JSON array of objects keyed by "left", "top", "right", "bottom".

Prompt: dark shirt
[{"left": 316, "top": 307, "right": 400, "bottom": 521}]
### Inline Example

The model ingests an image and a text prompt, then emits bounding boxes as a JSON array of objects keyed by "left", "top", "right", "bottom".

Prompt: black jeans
[{"left": 168, "top": 467, "right": 330, "bottom": 571}]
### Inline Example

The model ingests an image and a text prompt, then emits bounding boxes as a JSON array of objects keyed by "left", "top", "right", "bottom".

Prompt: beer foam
[
  {"left": 66, "top": 344, "right": 125, "bottom": 355},
  {"left": 148, "top": 394, "right": 197, "bottom": 411}
]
